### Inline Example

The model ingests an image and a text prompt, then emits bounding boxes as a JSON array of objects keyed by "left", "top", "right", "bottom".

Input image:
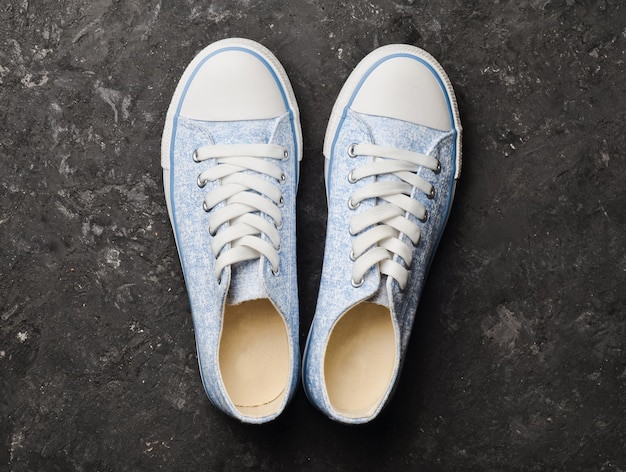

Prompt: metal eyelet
[
  {"left": 209, "top": 226, "right": 217, "bottom": 236},
  {"left": 197, "top": 175, "right": 207, "bottom": 188},
  {"left": 348, "top": 198, "right": 360, "bottom": 210},
  {"left": 419, "top": 210, "right": 428, "bottom": 223},
  {"left": 192, "top": 150, "right": 200, "bottom": 162},
  {"left": 349, "top": 250, "right": 356, "bottom": 261},
  {"left": 203, "top": 201, "right": 210, "bottom": 212},
  {"left": 348, "top": 170, "right": 357, "bottom": 184},
  {"left": 351, "top": 277, "right": 364, "bottom": 288},
  {"left": 434, "top": 162, "right": 441, "bottom": 174},
  {"left": 348, "top": 144, "right": 357, "bottom": 157},
  {"left": 272, "top": 267, "right": 280, "bottom": 277},
  {"left": 280, "top": 173, "right": 286, "bottom": 184},
  {"left": 283, "top": 149, "right": 289, "bottom": 160},
  {"left": 427, "top": 187, "right": 435, "bottom": 199},
  {"left": 278, "top": 196, "right": 285, "bottom": 207}
]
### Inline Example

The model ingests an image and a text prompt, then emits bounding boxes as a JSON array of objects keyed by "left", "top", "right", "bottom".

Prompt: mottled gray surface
[{"left": 1, "top": 1, "right": 625, "bottom": 471}]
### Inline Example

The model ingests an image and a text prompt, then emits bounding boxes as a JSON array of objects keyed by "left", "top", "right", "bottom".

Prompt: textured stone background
[{"left": 1, "top": 0, "right": 625, "bottom": 470}]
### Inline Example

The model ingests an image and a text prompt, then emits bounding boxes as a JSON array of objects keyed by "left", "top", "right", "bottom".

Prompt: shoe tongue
[
  {"left": 209, "top": 117, "right": 281, "bottom": 307},
  {"left": 226, "top": 259, "right": 266, "bottom": 305},
  {"left": 368, "top": 279, "right": 391, "bottom": 308}
]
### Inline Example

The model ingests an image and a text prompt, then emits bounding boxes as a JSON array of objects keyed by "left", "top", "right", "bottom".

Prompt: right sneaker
[
  {"left": 161, "top": 38, "right": 302, "bottom": 423},
  {"left": 303, "top": 44, "right": 462, "bottom": 423}
]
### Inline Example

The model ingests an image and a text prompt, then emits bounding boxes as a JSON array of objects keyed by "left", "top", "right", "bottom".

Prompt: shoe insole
[
  {"left": 324, "top": 302, "right": 396, "bottom": 418},
  {"left": 219, "top": 299, "right": 290, "bottom": 418}
]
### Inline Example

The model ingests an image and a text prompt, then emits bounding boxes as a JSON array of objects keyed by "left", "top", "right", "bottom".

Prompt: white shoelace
[
  {"left": 194, "top": 143, "right": 288, "bottom": 281},
  {"left": 347, "top": 143, "right": 441, "bottom": 290}
]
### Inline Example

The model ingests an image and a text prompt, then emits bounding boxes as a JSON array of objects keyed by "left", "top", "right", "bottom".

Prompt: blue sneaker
[
  {"left": 303, "top": 44, "right": 462, "bottom": 423},
  {"left": 161, "top": 38, "right": 302, "bottom": 423}
]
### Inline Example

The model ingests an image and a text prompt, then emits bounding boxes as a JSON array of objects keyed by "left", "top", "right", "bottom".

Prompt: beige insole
[
  {"left": 219, "top": 299, "right": 290, "bottom": 418},
  {"left": 324, "top": 302, "right": 397, "bottom": 418}
]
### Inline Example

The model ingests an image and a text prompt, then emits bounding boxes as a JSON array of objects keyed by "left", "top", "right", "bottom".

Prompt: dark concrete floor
[{"left": 1, "top": 0, "right": 625, "bottom": 470}]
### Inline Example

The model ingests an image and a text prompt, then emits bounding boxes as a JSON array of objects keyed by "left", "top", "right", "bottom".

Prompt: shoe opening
[
  {"left": 323, "top": 302, "right": 397, "bottom": 418},
  {"left": 219, "top": 299, "right": 290, "bottom": 418}
]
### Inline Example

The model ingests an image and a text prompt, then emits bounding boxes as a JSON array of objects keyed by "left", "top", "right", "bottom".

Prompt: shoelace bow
[
  {"left": 347, "top": 143, "right": 441, "bottom": 290},
  {"left": 194, "top": 143, "right": 288, "bottom": 282}
]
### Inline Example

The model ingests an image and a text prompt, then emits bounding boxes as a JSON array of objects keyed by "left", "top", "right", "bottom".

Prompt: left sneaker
[
  {"left": 303, "top": 44, "right": 462, "bottom": 423},
  {"left": 161, "top": 38, "right": 302, "bottom": 423}
]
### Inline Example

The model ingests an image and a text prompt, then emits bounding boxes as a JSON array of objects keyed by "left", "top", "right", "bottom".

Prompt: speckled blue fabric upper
[
  {"left": 303, "top": 106, "right": 458, "bottom": 423},
  {"left": 167, "top": 113, "right": 300, "bottom": 423}
]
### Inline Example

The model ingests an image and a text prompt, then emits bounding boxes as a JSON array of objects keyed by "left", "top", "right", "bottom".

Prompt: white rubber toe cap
[
  {"left": 179, "top": 48, "right": 287, "bottom": 121},
  {"left": 351, "top": 56, "right": 452, "bottom": 132}
]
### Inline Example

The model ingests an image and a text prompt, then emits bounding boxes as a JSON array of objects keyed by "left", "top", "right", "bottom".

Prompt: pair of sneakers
[{"left": 161, "top": 38, "right": 462, "bottom": 424}]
